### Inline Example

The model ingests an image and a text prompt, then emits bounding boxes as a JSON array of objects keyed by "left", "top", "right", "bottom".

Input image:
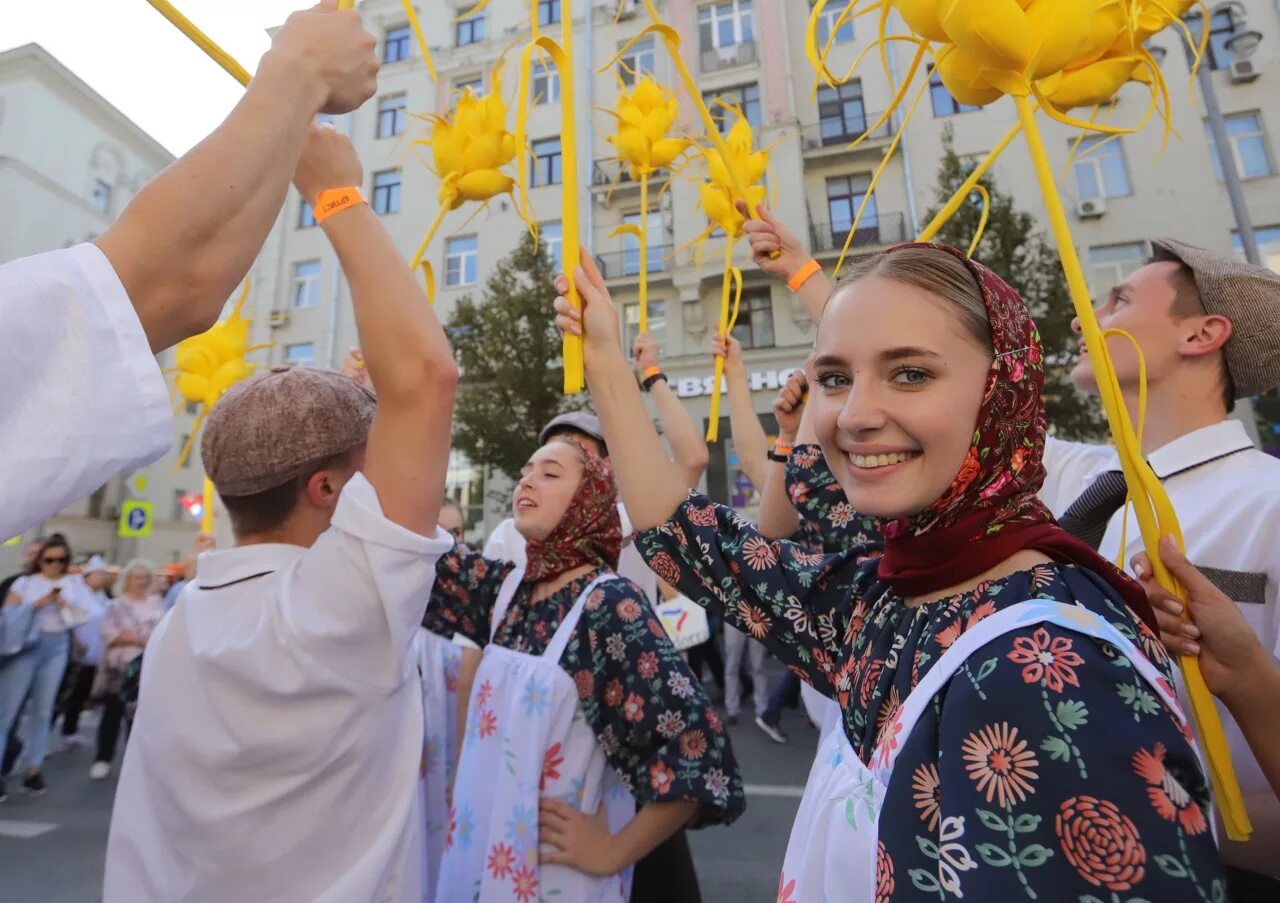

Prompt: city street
[{"left": 0, "top": 678, "right": 819, "bottom": 902}]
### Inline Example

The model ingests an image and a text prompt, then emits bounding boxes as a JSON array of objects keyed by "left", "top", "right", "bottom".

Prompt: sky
[{"left": 4, "top": 1, "right": 312, "bottom": 155}]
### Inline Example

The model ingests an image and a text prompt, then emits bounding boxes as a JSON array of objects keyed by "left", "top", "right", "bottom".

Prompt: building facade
[{"left": 0, "top": 43, "right": 203, "bottom": 573}]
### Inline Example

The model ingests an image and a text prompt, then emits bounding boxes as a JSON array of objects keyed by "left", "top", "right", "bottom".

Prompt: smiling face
[
  {"left": 513, "top": 441, "right": 587, "bottom": 542},
  {"left": 809, "top": 271, "right": 993, "bottom": 521}
]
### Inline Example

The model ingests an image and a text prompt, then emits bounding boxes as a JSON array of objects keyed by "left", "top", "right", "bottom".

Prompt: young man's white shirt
[
  {"left": 1043, "top": 423, "right": 1280, "bottom": 846},
  {"left": 103, "top": 474, "right": 453, "bottom": 903},
  {"left": 482, "top": 503, "right": 659, "bottom": 606},
  {"left": 0, "top": 245, "right": 172, "bottom": 540}
]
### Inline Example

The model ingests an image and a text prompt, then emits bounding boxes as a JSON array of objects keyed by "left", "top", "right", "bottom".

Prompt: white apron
[
  {"left": 416, "top": 627, "right": 463, "bottom": 902},
  {"left": 779, "top": 599, "right": 1202, "bottom": 902},
  {"left": 435, "top": 568, "right": 636, "bottom": 902}
]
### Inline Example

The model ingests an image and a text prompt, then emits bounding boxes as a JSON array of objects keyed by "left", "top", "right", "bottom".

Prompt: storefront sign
[{"left": 674, "top": 367, "right": 800, "bottom": 399}]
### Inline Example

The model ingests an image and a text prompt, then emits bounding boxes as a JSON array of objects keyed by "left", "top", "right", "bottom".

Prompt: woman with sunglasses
[
  {"left": 556, "top": 246, "right": 1222, "bottom": 900},
  {"left": 0, "top": 534, "right": 93, "bottom": 797}
]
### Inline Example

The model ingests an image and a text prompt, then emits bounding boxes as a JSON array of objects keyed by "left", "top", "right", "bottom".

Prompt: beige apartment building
[
  {"left": 7, "top": 1, "right": 1280, "bottom": 562},
  {"left": 0, "top": 43, "right": 216, "bottom": 574}
]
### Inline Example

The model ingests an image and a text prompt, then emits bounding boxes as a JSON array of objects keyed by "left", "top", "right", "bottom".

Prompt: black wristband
[
  {"left": 767, "top": 450, "right": 789, "bottom": 463},
  {"left": 642, "top": 371, "right": 668, "bottom": 392}
]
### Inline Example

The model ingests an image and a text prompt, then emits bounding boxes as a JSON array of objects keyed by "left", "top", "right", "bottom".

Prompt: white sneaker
[{"left": 89, "top": 761, "right": 111, "bottom": 781}]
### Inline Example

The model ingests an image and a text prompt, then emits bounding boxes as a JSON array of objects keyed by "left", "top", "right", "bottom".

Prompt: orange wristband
[
  {"left": 642, "top": 366, "right": 663, "bottom": 380},
  {"left": 787, "top": 258, "right": 822, "bottom": 293},
  {"left": 314, "top": 187, "right": 367, "bottom": 223}
]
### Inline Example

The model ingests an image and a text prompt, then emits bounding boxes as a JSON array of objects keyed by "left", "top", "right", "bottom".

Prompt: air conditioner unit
[
  {"left": 1229, "top": 60, "right": 1259, "bottom": 84},
  {"left": 268, "top": 310, "right": 289, "bottom": 328},
  {"left": 1076, "top": 197, "right": 1107, "bottom": 219}
]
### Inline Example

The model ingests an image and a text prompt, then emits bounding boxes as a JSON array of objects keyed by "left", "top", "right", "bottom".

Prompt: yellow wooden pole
[{"left": 143, "top": 0, "right": 251, "bottom": 86}]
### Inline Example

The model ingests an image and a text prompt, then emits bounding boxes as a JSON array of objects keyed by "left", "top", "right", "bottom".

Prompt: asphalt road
[{"left": 0, "top": 678, "right": 818, "bottom": 902}]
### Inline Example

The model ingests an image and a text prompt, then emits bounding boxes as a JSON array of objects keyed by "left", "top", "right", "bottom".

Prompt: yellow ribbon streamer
[
  {"left": 143, "top": 0, "right": 251, "bottom": 86},
  {"left": 706, "top": 240, "right": 743, "bottom": 442},
  {"left": 399, "top": 0, "right": 439, "bottom": 81},
  {"left": 1014, "top": 94, "right": 1250, "bottom": 841},
  {"left": 201, "top": 475, "right": 216, "bottom": 534}
]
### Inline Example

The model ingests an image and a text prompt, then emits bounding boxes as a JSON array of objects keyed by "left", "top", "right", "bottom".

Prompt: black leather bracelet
[
  {"left": 642, "top": 372, "right": 668, "bottom": 392},
  {"left": 766, "top": 450, "right": 789, "bottom": 463}
]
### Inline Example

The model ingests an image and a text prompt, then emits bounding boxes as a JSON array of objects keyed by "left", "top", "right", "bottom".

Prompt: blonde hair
[{"left": 831, "top": 247, "right": 993, "bottom": 352}]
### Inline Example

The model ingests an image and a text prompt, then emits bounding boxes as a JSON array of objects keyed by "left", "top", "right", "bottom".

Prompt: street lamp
[{"left": 1177, "top": 1, "right": 1264, "bottom": 265}]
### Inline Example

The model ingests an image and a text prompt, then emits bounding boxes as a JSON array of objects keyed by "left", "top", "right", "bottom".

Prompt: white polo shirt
[
  {"left": 482, "top": 503, "right": 659, "bottom": 607},
  {"left": 104, "top": 474, "right": 453, "bottom": 903},
  {"left": 1043, "top": 422, "right": 1280, "bottom": 820},
  {"left": 0, "top": 244, "right": 172, "bottom": 540}
]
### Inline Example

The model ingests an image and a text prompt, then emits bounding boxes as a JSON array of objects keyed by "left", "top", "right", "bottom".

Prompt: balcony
[
  {"left": 809, "top": 213, "right": 908, "bottom": 257},
  {"left": 594, "top": 244, "right": 675, "bottom": 281},
  {"left": 699, "top": 41, "right": 758, "bottom": 73},
  {"left": 591, "top": 159, "right": 673, "bottom": 201},
  {"left": 800, "top": 116, "right": 894, "bottom": 157}
]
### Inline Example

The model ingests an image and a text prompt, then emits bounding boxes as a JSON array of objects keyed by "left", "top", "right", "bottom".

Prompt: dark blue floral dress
[
  {"left": 423, "top": 551, "right": 745, "bottom": 827},
  {"left": 636, "top": 446, "right": 1223, "bottom": 901}
]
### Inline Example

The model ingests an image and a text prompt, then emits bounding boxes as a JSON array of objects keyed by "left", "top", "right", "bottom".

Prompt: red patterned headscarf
[
  {"left": 874, "top": 243, "right": 1158, "bottom": 632},
  {"left": 524, "top": 446, "right": 623, "bottom": 584}
]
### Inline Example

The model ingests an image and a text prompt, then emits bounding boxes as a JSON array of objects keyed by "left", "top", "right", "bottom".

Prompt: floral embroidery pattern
[
  {"left": 1008, "top": 628, "right": 1084, "bottom": 693},
  {"left": 961, "top": 722, "right": 1039, "bottom": 808},
  {"left": 1132, "top": 744, "right": 1208, "bottom": 836},
  {"left": 1056, "top": 796, "right": 1146, "bottom": 891}
]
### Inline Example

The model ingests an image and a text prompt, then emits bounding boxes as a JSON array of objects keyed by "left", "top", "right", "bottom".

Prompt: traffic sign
[
  {"left": 118, "top": 501, "right": 154, "bottom": 538},
  {"left": 127, "top": 474, "right": 150, "bottom": 497}
]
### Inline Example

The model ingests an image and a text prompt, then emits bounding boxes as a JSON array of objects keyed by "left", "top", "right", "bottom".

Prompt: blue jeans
[
  {"left": 761, "top": 668, "right": 801, "bottom": 724},
  {"left": 0, "top": 631, "right": 70, "bottom": 771}
]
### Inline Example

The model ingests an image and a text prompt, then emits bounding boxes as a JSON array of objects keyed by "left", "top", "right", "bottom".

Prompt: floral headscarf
[
  {"left": 874, "top": 243, "right": 1157, "bottom": 631},
  {"left": 524, "top": 446, "right": 623, "bottom": 584}
]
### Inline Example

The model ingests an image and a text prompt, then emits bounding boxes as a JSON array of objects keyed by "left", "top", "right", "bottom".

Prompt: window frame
[
  {"left": 812, "top": 0, "right": 854, "bottom": 45},
  {"left": 537, "top": 0, "right": 561, "bottom": 27},
  {"left": 826, "top": 173, "right": 878, "bottom": 243},
  {"left": 702, "top": 82, "right": 761, "bottom": 132},
  {"left": 531, "top": 138, "right": 564, "bottom": 187},
  {"left": 383, "top": 25, "right": 411, "bottom": 64},
  {"left": 445, "top": 235, "right": 479, "bottom": 288},
  {"left": 531, "top": 58, "right": 560, "bottom": 105},
  {"left": 623, "top": 298, "right": 667, "bottom": 350},
  {"left": 372, "top": 169, "right": 402, "bottom": 215},
  {"left": 698, "top": 0, "right": 755, "bottom": 52},
  {"left": 619, "top": 36, "right": 657, "bottom": 85},
  {"left": 456, "top": 13, "right": 486, "bottom": 47},
  {"left": 817, "top": 80, "right": 866, "bottom": 144},
  {"left": 1207, "top": 113, "right": 1275, "bottom": 182},
  {"left": 284, "top": 341, "right": 316, "bottom": 368},
  {"left": 1071, "top": 135, "right": 1134, "bottom": 200},
  {"left": 291, "top": 260, "right": 322, "bottom": 310},
  {"left": 730, "top": 290, "right": 775, "bottom": 350},
  {"left": 928, "top": 67, "right": 979, "bottom": 118},
  {"left": 376, "top": 93, "right": 408, "bottom": 139}
]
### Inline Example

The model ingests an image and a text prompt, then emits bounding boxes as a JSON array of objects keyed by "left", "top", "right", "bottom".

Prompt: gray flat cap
[
  {"left": 201, "top": 367, "right": 376, "bottom": 496},
  {"left": 538, "top": 411, "right": 606, "bottom": 451},
  {"left": 1151, "top": 238, "right": 1280, "bottom": 398}
]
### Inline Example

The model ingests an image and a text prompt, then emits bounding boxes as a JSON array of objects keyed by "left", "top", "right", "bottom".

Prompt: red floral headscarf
[
  {"left": 874, "top": 243, "right": 1158, "bottom": 632},
  {"left": 524, "top": 445, "right": 623, "bottom": 584}
]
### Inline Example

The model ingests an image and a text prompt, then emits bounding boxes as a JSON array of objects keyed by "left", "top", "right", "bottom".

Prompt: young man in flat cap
[
  {"left": 1041, "top": 239, "right": 1280, "bottom": 892},
  {"left": 103, "top": 125, "right": 457, "bottom": 903}
]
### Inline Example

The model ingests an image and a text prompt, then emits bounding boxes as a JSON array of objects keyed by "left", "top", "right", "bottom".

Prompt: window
[
  {"left": 622, "top": 210, "right": 666, "bottom": 275},
  {"left": 316, "top": 113, "right": 336, "bottom": 127},
  {"left": 540, "top": 221, "right": 563, "bottom": 271},
  {"left": 619, "top": 36, "right": 656, "bottom": 85},
  {"left": 817, "top": 80, "right": 866, "bottom": 144},
  {"left": 178, "top": 437, "right": 191, "bottom": 469},
  {"left": 1233, "top": 226, "right": 1280, "bottom": 273},
  {"left": 702, "top": 83, "right": 761, "bottom": 132},
  {"left": 623, "top": 299, "right": 666, "bottom": 350},
  {"left": 456, "top": 12, "right": 485, "bottom": 46},
  {"left": 531, "top": 138, "right": 563, "bottom": 187},
  {"left": 827, "top": 174, "right": 877, "bottom": 243},
  {"left": 377, "top": 93, "right": 407, "bottom": 138},
  {"left": 172, "top": 489, "right": 188, "bottom": 521},
  {"left": 1206, "top": 114, "right": 1273, "bottom": 181},
  {"left": 537, "top": 0, "right": 561, "bottom": 27},
  {"left": 285, "top": 342, "right": 315, "bottom": 367},
  {"left": 91, "top": 178, "right": 111, "bottom": 214},
  {"left": 698, "top": 1, "right": 754, "bottom": 50},
  {"left": 929, "top": 67, "right": 979, "bottom": 117},
  {"left": 384, "top": 25, "right": 411, "bottom": 63},
  {"left": 731, "top": 290, "right": 775, "bottom": 349},
  {"left": 1186, "top": 9, "right": 1238, "bottom": 71},
  {"left": 812, "top": 0, "right": 854, "bottom": 45},
  {"left": 532, "top": 59, "right": 560, "bottom": 105},
  {"left": 298, "top": 199, "right": 317, "bottom": 229},
  {"left": 453, "top": 76, "right": 484, "bottom": 101},
  {"left": 445, "top": 235, "right": 479, "bottom": 287},
  {"left": 1089, "top": 242, "right": 1147, "bottom": 296},
  {"left": 292, "top": 260, "right": 321, "bottom": 309},
  {"left": 1071, "top": 136, "right": 1133, "bottom": 200},
  {"left": 372, "top": 169, "right": 402, "bottom": 214}
]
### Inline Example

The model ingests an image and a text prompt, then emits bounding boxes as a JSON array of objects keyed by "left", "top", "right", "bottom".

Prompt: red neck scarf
[
  {"left": 875, "top": 243, "right": 1158, "bottom": 633},
  {"left": 524, "top": 450, "right": 623, "bottom": 584}
]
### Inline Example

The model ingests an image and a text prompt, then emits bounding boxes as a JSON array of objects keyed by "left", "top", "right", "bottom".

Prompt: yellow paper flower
[
  {"left": 608, "top": 76, "right": 689, "bottom": 179},
  {"left": 698, "top": 113, "right": 767, "bottom": 239}
]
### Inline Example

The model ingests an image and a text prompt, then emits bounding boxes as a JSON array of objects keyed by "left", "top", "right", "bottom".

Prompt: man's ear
[
  {"left": 304, "top": 469, "right": 341, "bottom": 510},
  {"left": 1179, "top": 314, "right": 1233, "bottom": 361}
]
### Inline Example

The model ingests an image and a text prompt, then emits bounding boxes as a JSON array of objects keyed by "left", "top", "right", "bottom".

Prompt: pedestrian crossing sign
[{"left": 118, "top": 501, "right": 154, "bottom": 538}]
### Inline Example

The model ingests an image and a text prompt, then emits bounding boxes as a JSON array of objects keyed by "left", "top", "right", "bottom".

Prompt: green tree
[
  {"left": 925, "top": 125, "right": 1105, "bottom": 441},
  {"left": 446, "top": 232, "right": 587, "bottom": 483}
]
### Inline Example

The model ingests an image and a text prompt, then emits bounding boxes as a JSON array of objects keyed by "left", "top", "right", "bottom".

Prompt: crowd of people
[
  {"left": 0, "top": 536, "right": 200, "bottom": 801},
  {"left": 4, "top": 2, "right": 1280, "bottom": 901}
]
